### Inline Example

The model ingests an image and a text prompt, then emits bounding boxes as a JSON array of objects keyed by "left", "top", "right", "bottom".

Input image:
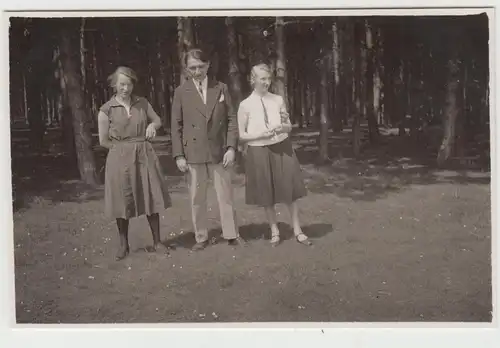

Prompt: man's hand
[
  {"left": 145, "top": 123, "right": 157, "bottom": 140},
  {"left": 176, "top": 156, "right": 189, "bottom": 173},
  {"left": 222, "top": 147, "right": 236, "bottom": 168}
]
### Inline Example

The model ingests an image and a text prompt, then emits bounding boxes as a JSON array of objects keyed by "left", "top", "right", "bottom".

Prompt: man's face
[{"left": 186, "top": 56, "right": 210, "bottom": 82}]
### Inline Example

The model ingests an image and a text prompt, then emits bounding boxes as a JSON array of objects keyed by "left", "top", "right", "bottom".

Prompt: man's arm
[
  {"left": 170, "top": 87, "right": 184, "bottom": 159},
  {"left": 223, "top": 83, "right": 238, "bottom": 152}
]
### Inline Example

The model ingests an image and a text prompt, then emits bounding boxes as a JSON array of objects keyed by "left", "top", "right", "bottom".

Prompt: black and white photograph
[{"left": 5, "top": 7, "right": 494, "bottom": 328}]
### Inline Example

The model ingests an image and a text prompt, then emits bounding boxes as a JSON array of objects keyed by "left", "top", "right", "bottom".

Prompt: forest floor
[{"left": 11, "top": 127, "right": 492, "bottom": 323}]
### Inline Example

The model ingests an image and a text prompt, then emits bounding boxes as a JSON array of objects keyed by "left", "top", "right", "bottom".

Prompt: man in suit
[{"left": 171, "top": 48, "right": 244, "bottom": 251}]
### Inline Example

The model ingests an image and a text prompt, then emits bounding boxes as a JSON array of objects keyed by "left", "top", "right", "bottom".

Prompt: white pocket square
[{"left": 219, "top": 94, "right": 225, "bottom": 102}]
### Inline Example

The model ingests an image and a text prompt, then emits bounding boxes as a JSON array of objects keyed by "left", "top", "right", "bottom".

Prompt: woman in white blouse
[{"left": 237, "top": 64, "right": 311, "bottom": 247}]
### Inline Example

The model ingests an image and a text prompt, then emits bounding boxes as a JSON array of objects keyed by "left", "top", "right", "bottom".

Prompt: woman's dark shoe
[
  {"left": 115, "top": 245, "right": 130, "bottom": 261},
  {"left": 228, "top": 237, "right": 247, "bottom": 247},
  {"left": 152, "top": 243, "right": 170, "bottom": 255},
  {"left": 192, "top": 240, "right": 209, "bottom": 251}
]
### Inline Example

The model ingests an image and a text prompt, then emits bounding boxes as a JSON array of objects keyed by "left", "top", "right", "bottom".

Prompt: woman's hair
[
  {"left": 250, "top": 63, "right": 273, "bottom": 87},
  {"left": 107, "top": 66, "right": 138, "bottom": 88},
  {"left": 184, "top": 48, "right": 210, "bottom": 67}
]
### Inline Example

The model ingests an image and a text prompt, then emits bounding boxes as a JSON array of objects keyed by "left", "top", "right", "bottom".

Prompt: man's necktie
[
  {"left": 198, "top": 81, "right": 204, "bottom": 104},
  {"left": 260, "top": 97, "right": 270, "bottom": 128}
]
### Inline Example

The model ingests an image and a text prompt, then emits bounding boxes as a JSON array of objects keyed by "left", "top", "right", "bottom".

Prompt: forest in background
[{"left": 9, "top": 15, "right": 490, "bottom": 186}]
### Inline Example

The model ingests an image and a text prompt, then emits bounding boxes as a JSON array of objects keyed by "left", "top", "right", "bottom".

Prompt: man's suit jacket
[{"left": 171, "top": 78, "right": 238, "bottom": 164}]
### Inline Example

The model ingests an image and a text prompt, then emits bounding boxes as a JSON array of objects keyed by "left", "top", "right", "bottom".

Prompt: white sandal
[
  {"left": 270, "top": 235, "right": 280, "bottom": 247},
  {"left": 296, "top": 233, "right": 312, "bottom": 246}
]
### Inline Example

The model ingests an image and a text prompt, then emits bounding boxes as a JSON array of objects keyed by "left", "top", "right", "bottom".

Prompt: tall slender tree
[
  {"left": 22, "top": 19, "right": 48, "bottom": 153},
  {"left": 274, "top": 17, "right": 288, "bottom": 107},
  {"left": 365, "top": 19, "right": 379, "bottom": 143},
  {"left": 352, "top": 19, "right": 363, "bottom": 157},
  {"left": 331, "top": 18, "right": 344, "bottom": 132},
  {"left": 437, "top": 22, "right": 464, "bottom": 167},
  {"left": 226, "top": 17, "right": 243, "bottom": 106},
  {"left": 318, "top": 50, "right": 331, "bottom": 162},
  {"left": 177, "top": 17, "right": 195, "bottom": 85},
  {"left": 59, "top": 22, "right": 99, "bottom": 185}
]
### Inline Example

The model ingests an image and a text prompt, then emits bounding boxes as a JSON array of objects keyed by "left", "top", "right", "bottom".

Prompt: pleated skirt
[{"left": 244, "top": 138, "right": 307, "bottom": 206}]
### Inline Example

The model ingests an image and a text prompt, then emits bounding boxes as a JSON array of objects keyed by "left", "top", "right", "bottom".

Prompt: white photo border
[{"left": 1, "top": 1, "right": 498, "bottom": 348}]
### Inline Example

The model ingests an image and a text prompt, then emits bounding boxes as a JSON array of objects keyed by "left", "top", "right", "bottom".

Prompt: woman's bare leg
[
  {"left": 286, "top": 201, "right": 311, "bottom": 244},
  {"left": 264, "top": 205, "right": 280, "bottom": 244}
]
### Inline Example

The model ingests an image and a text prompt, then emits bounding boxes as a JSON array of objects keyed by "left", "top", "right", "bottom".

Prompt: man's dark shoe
[
  {"left": 192, "top": 240, "right": 209, "bottom": 251},
  {"left": 228, "top": 237, "right": 246, "bottom": 247}
]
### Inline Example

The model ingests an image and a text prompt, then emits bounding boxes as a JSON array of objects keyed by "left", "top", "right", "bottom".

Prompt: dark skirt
[{"left": 245, "top": 138, "right": 307, "bottom": 206}]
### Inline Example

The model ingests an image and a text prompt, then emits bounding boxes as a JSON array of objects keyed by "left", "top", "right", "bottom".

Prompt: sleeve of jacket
[
  {"left": 170, "top": 86, "right": 184, "bottom": 159},
  {"left": 223, "top": 83, "right": 239, "bottom": 150}
]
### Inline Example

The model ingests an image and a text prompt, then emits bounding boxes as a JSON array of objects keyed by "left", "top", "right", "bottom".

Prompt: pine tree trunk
[
  {"left": 437, "top": 58, "right": 461, "bottom": 167},
  {"left": 80, "top": 18, "right": 86, "bottom": 89},
  {"left": 40, "top": 90, "right": 47, "bottom": 128},
  {"left": 318, "top": 53, "right": 331, "bottom": 162},
  {"left": 342, "top": 21, "right": 354, "bottom": 127},
  {"left": 332, "top": 19, "right": 344, "bottom": 132},
  {"left": 112, "top": 20, "right": 121, "bottom": 65},
  {"left": 293, "top": 69, "right": 302, "bottom": 126},
  {"left": 22, "top": 70, "right": 28, "bottom": 126},
  {"left": 274, "top": 17, "right": 288, "bottom": 106},
  {"left": 382, "top": 25, "right": 399, "bottom": 130},
  {"left": 45, "top": 92, "right": 52, "bottom": 126},
  {"left": 456, "top": 61, "right": 466, "bottom": 162},
  {"left": 56, "top": 46, "right": 78, "bottom": 171},
  {"left": 26, "top": 63, "right": 45, "bottom": 153},
  {"left": 156, "top": 42, "right": 168, "bottom": 130},
  {"left": 288, "top": 68, "right": 295, "bottom": 124},
  {"left": 308, "top": 85, "right": 317, "bottom": 127},
  {"left": 177, "top": 17, "right": 195, "bottom": 85},
  {"left": 51, "top": 94, "right": 57, "bottom": 127},
  {"left": 304, "top": 79, "right": 311, "bottom": 127},
  {"left": 352, "top": 20, "right": 363, "bottom": 157},
  {"left": 155, "top": 20, "right": 170, "bottom": 130},
  {"left": 60, "top": 23, "right": 99, "bottom": 186},
  {"left": 300, "top": 80, "right": 307, "bottom": 128},
  {"left": 90, "top": 30, "right": 99, "bottom": 117},
  {"left": 226, "top": 17, "right": 243, "bottom": 106},
  {"left": 373, "top": 25, "right": 383, "bottom": 125},
  {"left": 147, "top": 60, "right": 156, "bottom": 103},
  {"left": 365, "top": 20, "right": 379, "bottom": 143}
]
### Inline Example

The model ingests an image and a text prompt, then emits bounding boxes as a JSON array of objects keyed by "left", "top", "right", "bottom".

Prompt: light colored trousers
[{"left": 188, "top": 163, "right": 238, "bottom": 243}]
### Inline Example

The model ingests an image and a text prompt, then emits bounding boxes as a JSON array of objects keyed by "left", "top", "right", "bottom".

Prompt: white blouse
[{"left": 237, "top": 91, "right": 290, "bottom": 147}]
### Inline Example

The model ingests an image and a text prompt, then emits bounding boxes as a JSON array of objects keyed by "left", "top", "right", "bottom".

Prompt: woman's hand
[
  {"left": 146, "top": 123, "right": 157, "bottom": 140},
  {"left": 272, "top": 124, "right": 285, "bottom": 134},
  {"left": 240, "top": 129, "right": 275, "bottom": 142},
  {"left": 262, "top": 129, "right": 276, "bottom": 138}
]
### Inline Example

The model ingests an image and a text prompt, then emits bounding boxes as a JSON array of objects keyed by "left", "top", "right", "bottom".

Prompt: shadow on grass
[
  {"left": 164, "top": 222, "right": 333, "bottom": 250},
  {"left": 292, "top": 128, "right": 490, "bottom": 202},
  {"left": 11, "top": 141, "right": 185, "bottom": 212},
  {"left": 11, "top": 127, "right": 491, "bottom": 211}
]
